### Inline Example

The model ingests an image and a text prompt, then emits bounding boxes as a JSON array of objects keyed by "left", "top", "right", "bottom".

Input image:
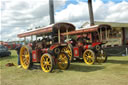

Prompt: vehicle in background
[
  {"left": 0, "top": 41, "right": 21, "bottom": 50},
  {"left": 62, "top": 24, "right": 112, "bottom": 65},
  {"left": 0, "top": 45, "right": 11, "bottom": 57}
]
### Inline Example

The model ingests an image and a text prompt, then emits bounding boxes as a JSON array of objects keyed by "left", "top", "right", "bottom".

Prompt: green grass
[{"left": 0, "top": 50, "right": 128, "bottom": 85}]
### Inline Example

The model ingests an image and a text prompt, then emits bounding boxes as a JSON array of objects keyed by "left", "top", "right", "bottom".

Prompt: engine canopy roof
[{"left": 17, "top": 22, "right": 75, "bottom": 38}]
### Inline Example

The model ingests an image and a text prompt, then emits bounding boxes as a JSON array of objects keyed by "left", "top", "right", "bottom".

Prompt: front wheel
[
  {"left": 96, "top": 50, "right": 108, "bottom": 63},
  {"left": 20, "top": 45, "right": 33, "bottom": 69},
  {"left": 83, "top": 49, "right": 96, "bottom": 65},
  {"left": 57, "top": 52, "right": 70, "bottom": 70},
  {"left": 40, "top": 53, "right": 54, "bottom": 72}
]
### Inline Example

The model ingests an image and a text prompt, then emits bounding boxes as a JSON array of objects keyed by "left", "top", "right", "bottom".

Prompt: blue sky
[
  {"left": 65, "top": 0, "right": 128, "bottom": 3},
  {"left": 56, "top": 0, "right": 128, "bottom": 12},
  {"left": 68, "top": 0, "right": 128, "bottom": 6}
]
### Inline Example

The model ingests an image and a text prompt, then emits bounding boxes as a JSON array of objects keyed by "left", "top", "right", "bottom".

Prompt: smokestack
[
  {"left": 88, "top": 0, "right": 94, "bottom": 26},
  {"left": 49, "top": 0, "right": 55, "bottom": 24}
]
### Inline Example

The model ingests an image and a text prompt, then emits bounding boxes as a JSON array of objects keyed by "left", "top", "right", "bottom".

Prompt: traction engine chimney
[
  {"left": 49, "top": 0, "right": 55, "bottom": 24},
  {"left": 88, "top": 0, "right": 94, "bottom": 26}
]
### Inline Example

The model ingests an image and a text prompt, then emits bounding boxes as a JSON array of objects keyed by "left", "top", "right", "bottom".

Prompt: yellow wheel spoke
[
  {"left": 45, "top": 65, "right": 48, "bottom": 70},
  {"left": 24, "top": 61, "right": 28, "bottom": 65},
  {"left": 40, "top": 54, "right": 53, "bottom": 72},
  {"left": 46, "top": 58, "right": 49, "bottom": 61},
  {"left": 20, "top": 46, "right": 32, "bottom": 69},
  {"left": 63, "top": 57, "right": 67, "bottom": 61},
  {"left": 61, "top": 46, "right": 72, "bottom": 61},
  {"left": 83, "top": 50, "right": 95, "bottom": 65},
  {"left": 57, "top": 52, "right": 69, "bottom": 70}
]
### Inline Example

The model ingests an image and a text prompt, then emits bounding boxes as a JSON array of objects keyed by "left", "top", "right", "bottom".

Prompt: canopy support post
[
  {"left": 66, "top": 29, "right": 69, "bottom": 40},
  {"left": 24, "top": 37, "right": 26, "bottom": 45},
  {"left": 58, "top": 29, "right": 60, "bottom": 43},
  {"left": 36, "top": 35, "right": 37, "bottom": 41},
  {"left": 105, "top": 28, "right": 108, "bottom": 40},
  {"left": 31, "top": 35, "right": 33, "bottom": 42},
  {"left": 100, "top": 29, "right": 102, "bottom": 42}
]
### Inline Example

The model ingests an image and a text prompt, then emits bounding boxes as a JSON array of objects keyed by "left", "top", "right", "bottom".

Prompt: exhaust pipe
[
  {"left": 49, "top": 0, "right": 55, "bottom": 24},
  {"left": 88, "top": 0, "right": 94, "bottom": 26}
]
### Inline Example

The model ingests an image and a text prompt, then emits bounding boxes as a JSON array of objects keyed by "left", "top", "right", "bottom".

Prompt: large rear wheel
[
  {"left": 20, "top": 45, "right": 32, "bottom": 69},
  {"left": 96, "top": 49, "right": 107, "bottom": 63},
  {"left": 40, "top": 53, "right": 54, "bottom": 72},
  {"left": 83, "top": 49, "right": 95, "bottom": 65},
  {"left": 61, "top": 44, "right": 73, "bottom": 62},
  {"left": 57, "top": 52, "right": 70, "bottom": 70}
]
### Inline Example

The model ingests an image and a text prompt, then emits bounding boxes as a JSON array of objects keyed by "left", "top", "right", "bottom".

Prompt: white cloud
[
  {"left": 1, "top": 0, "right": 128, "bottom": 41},
  {"left": 1, "top": 0, "right": 67, "bottom": 41},
  {"left": 55, "top": 2, "right": 89, "bottom": 22},
  {"left": 105, "top": 1, "right": 128, "bottom": 22},
  {"left": 55, "top": 0, "right": 128, "bottom": 26}
]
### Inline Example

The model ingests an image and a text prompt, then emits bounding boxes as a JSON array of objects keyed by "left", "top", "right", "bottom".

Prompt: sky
[{"left": 0, "top": 0, "right": 128, "bottom": 41}]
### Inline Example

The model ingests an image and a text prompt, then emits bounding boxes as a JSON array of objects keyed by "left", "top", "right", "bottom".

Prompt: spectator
[{"left": 15, "top": 44, "right": 22, "bottom": 68}]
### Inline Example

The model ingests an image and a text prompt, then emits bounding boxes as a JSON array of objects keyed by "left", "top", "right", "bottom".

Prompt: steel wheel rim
[
  {"left": 20, "top": 46, "right": 30, "bottom": 69},
  {"left": 61, "top": 46, "right": 72, "bottom": 61},
  {"left": 83, "top": 50, "right": 95, "bottom": 65},
  {"left": 57, "top": 53, "right": 68, "bottom": 70},
  {"left": 97, "top": 52, "right": 106, "bottom": 63},
  {"left": 41, "top": 54, "right": 52, "bottom": 72}
]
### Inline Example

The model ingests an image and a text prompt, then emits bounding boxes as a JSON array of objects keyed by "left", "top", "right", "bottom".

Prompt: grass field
[{"left": 0, "top": 50, "right": 128, "bottom": 85}]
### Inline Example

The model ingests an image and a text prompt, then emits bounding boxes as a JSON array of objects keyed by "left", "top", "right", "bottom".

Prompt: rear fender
[
  {"left": 92, "top": 42, "right": 102, "bottom": 47},
  {"left": 49, "top": 44, "right": 59, "bottom": 51}
]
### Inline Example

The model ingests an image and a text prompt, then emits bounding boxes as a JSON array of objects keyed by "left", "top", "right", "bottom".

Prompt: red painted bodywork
[
  {"left": 32, "top": 50, "right": 37, "bottom": 62},
  {"left": 73, "top": 47, "right": 79, "bottom": 57},
  {"left": 49, "top": 44, "right": 58, "bottom": 50},
  {"left": 84, "top": 45, "right": 89, "bottom": 49},
  {"left": 41, "top": 48, "right": 48, "bottom": 53},
  {"left": 72, "top": 42, "right": 102, "bottom": 58},
  {"left": 92, "top": 42, "right": 101, "bottom": 47},
  {"left": 32, "top": 48, "right": 49, "bottom": 62},
  {"left": 28, "top": 43, "right": 32, "bottom": 47},
  {"left": 32, "top": 49, "right": 42, "bottom": 62}
]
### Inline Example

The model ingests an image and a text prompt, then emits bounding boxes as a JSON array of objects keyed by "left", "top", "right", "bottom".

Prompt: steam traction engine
[
  {"left": 17, "top": 22, "right": 75, "bottom": 72},
  {"left": 62, "top": 24, "right": 112, "bottom": 65}
]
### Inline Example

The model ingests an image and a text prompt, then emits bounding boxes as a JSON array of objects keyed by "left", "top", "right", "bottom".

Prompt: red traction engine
[
  {"left": 62, "top": 24, "right": 112, "bottom": 65},
  {"left": 17, "top": 22, "right": 75, "bottom": 72}
]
